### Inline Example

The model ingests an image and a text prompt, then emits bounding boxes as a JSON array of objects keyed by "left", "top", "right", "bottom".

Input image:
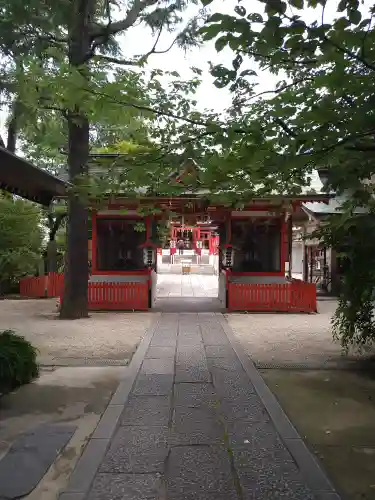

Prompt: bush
[{"left": 0, "top": 330, "right": 39, "bottom": 396}]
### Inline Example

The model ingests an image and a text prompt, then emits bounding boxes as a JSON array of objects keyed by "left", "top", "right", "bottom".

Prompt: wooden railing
[
  {"left": 19, "top": 275, "right": 48, "bottom": 298},
  {"left": 47, "top": 272, "right": 64, "bottom": 297},
  {"left": 20, "top": 273, "right": 149, "bottom": 311},
  {"left": 228, "top": 281, "right": 317, "bottom": 313},
  {"left": 85, "top": 282, "right": 149, "bottom": 310}
]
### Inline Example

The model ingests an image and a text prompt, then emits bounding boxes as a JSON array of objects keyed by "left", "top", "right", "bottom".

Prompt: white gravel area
[
  {"left": 0, "top": 299, "right": 155, "bottom": 365},
  {"left": 226, "top": 299, "right": 350, "bottom": 366}
]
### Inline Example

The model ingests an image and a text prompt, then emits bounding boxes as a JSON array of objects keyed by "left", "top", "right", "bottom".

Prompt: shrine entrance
[{"left": 153, "top": 217, "right": 222, "bottom": 312}]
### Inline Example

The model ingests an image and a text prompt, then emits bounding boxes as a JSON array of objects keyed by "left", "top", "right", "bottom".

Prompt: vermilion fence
[
  {"left": 47, "top": 272, "right": 64, "bottom": 297},
  {"left": 19, "top": 273, "right": 63, "bottom": 298},
  {"left": 228, "top": 281, "right": 317, "bottom": 313},
  {"left": 86, "top": 282, "right": 149, "bottom": 310},
  {"left": 19, "top": 275, "right": 47, "bottom": 298},
  {"left": 20, "top": 273, "right": 149, "bottom": 310}
]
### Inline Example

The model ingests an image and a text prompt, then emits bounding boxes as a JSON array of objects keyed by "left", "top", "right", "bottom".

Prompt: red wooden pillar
[
  {"left": 145, "top": 216, "right": 151, "bottom": 241},
  {"left": 226, "top": 215, "right": 232, "bottom": 244},
  {"left": 280, "top": 218, "right": 287, "bottom": 275},
  {"left": 91, "top": 210, "right": 97, "bottom": 273}
]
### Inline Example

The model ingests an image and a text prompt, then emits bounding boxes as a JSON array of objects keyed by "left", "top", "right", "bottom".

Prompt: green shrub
[{"left": 0, "top": 330, "right": 39, "bottom": 396}]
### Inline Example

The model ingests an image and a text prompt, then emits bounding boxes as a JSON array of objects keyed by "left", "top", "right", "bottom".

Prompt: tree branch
[
  {"left": 284, "top": 12, "right": 375, "bottom": 72},
  {"left": 252, "top": 77, "right": 314, "bottom": 101},
  {"left": 90, "top": 0, "right": 159, "bottom": 38},
  {"left": 92, "top": 54, "right": 139, "bottom": 65},
  {"left": 274, "top": 118, "right": 298, "bottom": 138},
  {"left": 345, "top": 143, "right": 375, "bottom": 152},
  {"left": 244, "top": 49, "right": 317, "bottom": 66},
  {"left": 323, "top": 34, "right": 375, "bottom": 72},
  {"left": 81, "top": 86, "right": 215, "bottom": 127}
]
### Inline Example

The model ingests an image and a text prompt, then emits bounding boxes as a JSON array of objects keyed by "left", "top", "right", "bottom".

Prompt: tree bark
[
  {"left": 6, "top": 99, "right": 23, "bottom": 154},
  {"left": 7, "top": 114, "right": 18, "bottom": 154},
  {"left": 59, "top": 0, "right": 92, "bottom": 319}
]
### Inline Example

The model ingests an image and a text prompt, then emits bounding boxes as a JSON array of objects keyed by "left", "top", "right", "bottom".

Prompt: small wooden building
[
  {"left": 84, "top": 192, "right": 328, "bottom": 312},
  {"left": 8, "top": 151, "right": 329, "bottom": 312}
]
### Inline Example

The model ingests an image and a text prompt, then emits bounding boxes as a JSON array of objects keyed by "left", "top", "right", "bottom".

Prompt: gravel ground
[
  {"left": 0, "top": 299, "right": 155, "bottom": 366},
  {"left": 226, "top": 299, "right": 355, "bottom": 367}
]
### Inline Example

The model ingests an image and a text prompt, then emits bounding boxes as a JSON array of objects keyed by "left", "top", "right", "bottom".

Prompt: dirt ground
[
  {"left": 0, "top": 299, "right": 153, "bottom": 366},
  {"left": 0, "top": 299, "right": 157, "bottom": 500},
  {"left": 262, "top": 369, "right": 375, "bottom": 500}
]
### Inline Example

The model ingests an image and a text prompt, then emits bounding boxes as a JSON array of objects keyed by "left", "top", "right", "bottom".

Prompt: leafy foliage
[
  {"left": 200, "top": 0, "right": 375, "bottom": 348},
  {"left": 317, "top": 207, "right": 375, "bottom": 351},
  {"left": 0, "top": 330, "right": 39, "bottom": 396},
  {"left": 0, "top": 197, "right": 43, "bottom": 289},
  {"left": 200, "top": 0, "right": 375, "bottom": 182}
]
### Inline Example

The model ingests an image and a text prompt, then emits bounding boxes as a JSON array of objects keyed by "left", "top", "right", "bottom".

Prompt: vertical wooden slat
[{"left": 228, "top": 281, "right": 317, "bottom": 313}]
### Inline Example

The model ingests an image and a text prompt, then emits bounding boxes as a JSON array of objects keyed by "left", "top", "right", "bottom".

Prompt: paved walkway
[
  {"left": 61, "top": 313, "right": 339, "bottom": 500},
  {"left": 156, "top": 274, "right": 218, "bottom": 298}
]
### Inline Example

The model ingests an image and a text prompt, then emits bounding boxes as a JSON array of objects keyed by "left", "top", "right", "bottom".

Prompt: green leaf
[
  {"left": 265, "top": 0, "right": 287, "bottom": 15},
  {"left": 207, "top": 13, "right": 225, "bottom": 23},
  {"left": 232, "top": 54, "right": 243, "bottom": 70},
  {"left": 239, "top": 69, "right": 257, "bottom": 77},
  {"left": 289, "top": 0, "right": 304, "bottom": 8},
  {"left": 337, "top": 0, "right": 348, "bottom": 11},
  {"left": 234, "top": 5, "right": 246, "bottom": 17},
  {"left": 247, "top": 13, "right": 263, "bottom": 22},
  {"left": 334, "top": 17, "right": 351, "bottom": 30},
  {"left": 215, "top": 36, "right": 228, "bottom": 52},
  {"left": 201, "top": 23, "right": 223, "bottom": 41},
  {"left": 349, "top": 9, "right": 362, "bottom": 25}
]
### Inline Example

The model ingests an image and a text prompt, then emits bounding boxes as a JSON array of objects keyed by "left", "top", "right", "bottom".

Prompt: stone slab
[
  {"left": 120, "top": 396, "right": 171, "bottom": 427},
  {"left": 87, "top": 473, "right": 164, "bottom": 500},
  {"left": 173, "top": 383, "right": 219, "bottom": 408},
  {"left": 92, "top": 405, "right": 123, "bottom": 440},
  {"left": 205, "top": 345, "right": 237, "bottom": 358},
  {"left": 66, "top": 438, "right": 110, "bottom": 494},
  {"left": 175, "top": 351, "right": 210, "bottom": 383},
  {"left": 99, "top": 427, "right": 169, "bottom": 473},
  {"left": 0, "top": 424, "right": 76, "bottom": 499},
  {"left": 150, "top": 336, "right": 177, "bottom": 347},
  {"left": 145, "top": 346, "right": 176, "bottom": 359},
  {"left": 171, "top": 406, "right": 224, "bottom": 445},
  {"left": 207, "top": 356, "right": 244, "bottom": 372},
  {"left": 200, "top": 329, "right": 229, "bottom": 346},
  {"left": 237, "top": 466, "right": 315, "bottom": 500},
  {"left": 133, "top": 374, "right": 174, "bottom": 396},
  {"left": 141, "top": 358, "right": 175, "bottom": 375},
  {"left": 220, "top": 394, "right": 270, "bottom": 424},
  {"left": 175, "top": 365, "right": 211, "bottom": 383},
  {"left": 166, "top": 446, "right": 238, "bottom": 500},
  {"left": 210, "top": 367, "right": 256, "bottom": 399}
]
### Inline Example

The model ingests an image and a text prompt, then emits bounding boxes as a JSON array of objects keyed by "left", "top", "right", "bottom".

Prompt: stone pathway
[
  {"left": 60, "top": 313, "right": 340, "bottom": 500},
  {"left": 156, "top": 274, "right": 218, "bottom": 298}
]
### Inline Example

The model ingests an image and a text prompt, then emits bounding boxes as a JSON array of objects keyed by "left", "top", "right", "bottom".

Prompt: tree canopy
[
  {"left": 200, "top": 0, "right": 375, "bottom": 193},
  {"left": 199, "top": 0, "right": 375, "bottom": 349},
  {"left": 0, "top": 197, "right": 43, "bottom": 292}
]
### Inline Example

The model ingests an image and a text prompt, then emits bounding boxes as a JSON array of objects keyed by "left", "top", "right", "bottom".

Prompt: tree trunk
[
  {"left": 47, "top": 240, "right": 58, "bottom": 273},
  {"left": 59, "top": 0, "right": 92, "bottom": 319},
  {"left": 6, "top": 99, "right": 23, "bottom": 154},
  {"left": 7, "top": 114, "right": 17, "bottom": 154}
]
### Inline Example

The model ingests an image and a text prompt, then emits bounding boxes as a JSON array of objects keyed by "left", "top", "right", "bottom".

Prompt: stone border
[
  {"left": 217, "top": 313, "right": 341, "bottom": 500},
  {"left": 58, "top": 314, "right": 161, "bottom": 500}
]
